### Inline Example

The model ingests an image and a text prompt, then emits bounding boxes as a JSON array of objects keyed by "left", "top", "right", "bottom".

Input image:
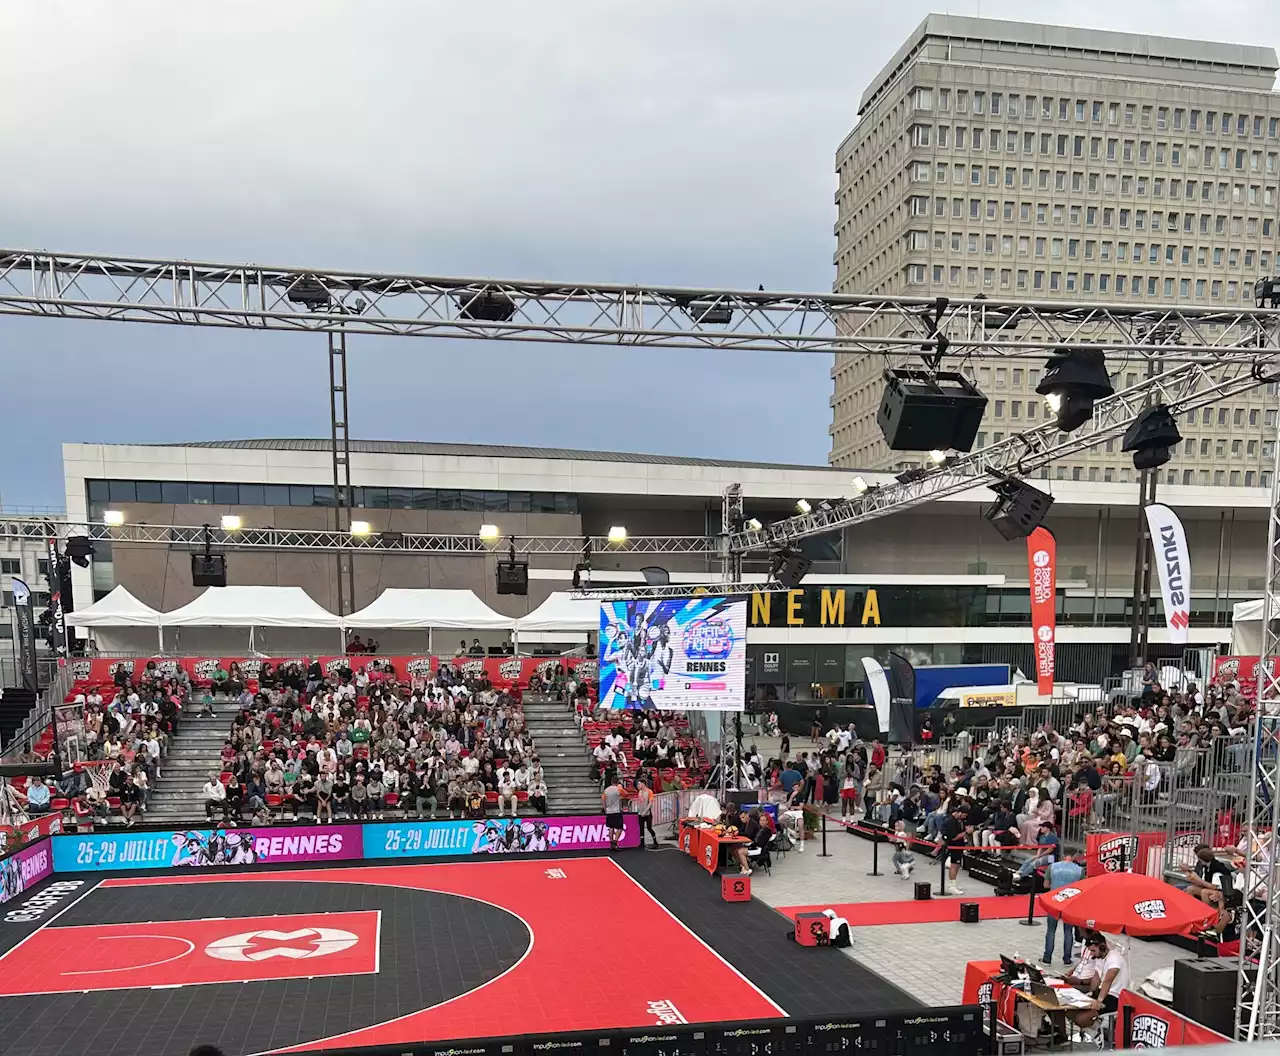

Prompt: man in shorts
[{"left": 602, "top": 776, "right": 626, "bottom": 851}]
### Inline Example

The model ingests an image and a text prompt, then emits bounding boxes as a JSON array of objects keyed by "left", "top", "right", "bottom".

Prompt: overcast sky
[{"left": 3, "top": 0, "right": 1278, "bottom": 507}]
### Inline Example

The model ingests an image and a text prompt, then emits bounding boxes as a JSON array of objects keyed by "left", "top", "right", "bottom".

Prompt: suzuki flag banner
[
  {"left": 1145, "top": 503, "right": 1191, "bottom": 643},
  {"left": 599, "top": 596, "right": 747, "bottom": 710},
  {"left": 1026, "top": 527, "right": 1057, "bottom": 696}
]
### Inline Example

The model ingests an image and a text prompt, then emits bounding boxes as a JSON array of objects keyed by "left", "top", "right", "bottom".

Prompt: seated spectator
[
  {"left": 203, "top": 772, "right": 230, "bottom": 823},
  {"left": 23, "top": 775, "right": 51, "bottom": 816}
]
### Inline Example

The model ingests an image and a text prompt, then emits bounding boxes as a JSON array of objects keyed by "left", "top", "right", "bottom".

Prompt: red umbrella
[{"left": 1037, "top": 872, "right": 1216, "bottom": 936}]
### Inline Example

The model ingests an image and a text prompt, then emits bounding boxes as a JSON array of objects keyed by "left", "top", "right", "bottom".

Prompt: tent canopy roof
[
  {"left": 65, "top": 585, "right": 163, "bottom": 627},
  {"left": 344, "top": 588, "right": 513, "bottom": 630},
  {"left": 516, "top": 592, "right": 599, "bottom": 632},
  {"left": 162, "top": 586, "right": 343, "bottom": 628}
]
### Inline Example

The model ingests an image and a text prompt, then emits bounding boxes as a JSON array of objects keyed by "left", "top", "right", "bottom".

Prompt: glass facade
[{"left": 86, "top": 480, "right": 580, "bottom": 514}]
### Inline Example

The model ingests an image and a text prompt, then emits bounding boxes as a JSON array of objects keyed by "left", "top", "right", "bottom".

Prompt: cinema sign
[{"left": 749, "top": 588, "right": 881, "bottom": 629}]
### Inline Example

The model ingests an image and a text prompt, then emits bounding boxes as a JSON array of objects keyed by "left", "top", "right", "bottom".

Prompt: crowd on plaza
[{"left": 740, "top": 661, "right": 1257, "bottom": 902}]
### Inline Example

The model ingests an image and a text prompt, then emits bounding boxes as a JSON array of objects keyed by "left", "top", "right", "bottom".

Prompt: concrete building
[
  {"left": 829, "top": 14, "right": 1280, "bottom": 474},
  {"left": 59, "top": 439, "right": 1270, "bottom": 694}
]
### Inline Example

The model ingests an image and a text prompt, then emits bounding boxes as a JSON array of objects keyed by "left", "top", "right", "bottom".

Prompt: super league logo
[{"left": 1131, "top": 1014, "right": 1170, "bottom": 1047}]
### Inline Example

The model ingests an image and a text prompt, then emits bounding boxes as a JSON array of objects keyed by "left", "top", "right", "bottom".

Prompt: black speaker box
[
  {"left": 959, "top": 902, "right": 980, "bottom": 923},
  {"left": 877, "top": 369, "right": 988, "bottom": 452},
  {"left": 987, "top": 488, "right": 1055, "bottom": 542},
  {"left": 191, "top": 553, "right": 228, "bottom": 588},
  {"left": 495, "top": 560, "right": 529, "bottom": 596},
  {"left": 1173, "top": 957, "right": 1238, "bottom": 1036}
]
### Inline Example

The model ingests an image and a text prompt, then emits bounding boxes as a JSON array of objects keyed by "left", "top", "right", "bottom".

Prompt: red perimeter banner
[
  {"left": 1213, "top": 655, "right": 1273, "bottom": 699},
  {"left": 1026, "top": 526, "right": 1056, "bottom": 696},
  {"left": 70, "top": 655, "right": 598, "bottom": 692},
  {"left": 1118, "top": 987, "right": 1230, "bottom": 1047}
]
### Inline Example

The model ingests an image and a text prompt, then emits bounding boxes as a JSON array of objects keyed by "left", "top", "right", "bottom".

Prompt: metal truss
[
  {"left": 8, "top": 521, "right": 715, "bottom": 556},
  {"left": 1239, "top": 435, "right": 1280, "bottom": 1040},
  {"left": 573, "top": 582, "right": 788, "bottom": 601},
  {"left": 5, "top": 248, "right": 1280, "bottom": 360},
  {"left": 730, "top": 357, "right": 1280, "bottom": 553}
]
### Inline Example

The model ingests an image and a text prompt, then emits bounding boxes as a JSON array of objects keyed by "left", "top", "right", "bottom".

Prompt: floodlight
[
  {"left": 1121, "top": 405, "right": 1183, "bottom": 471},
  {"left": 607, "top": 525, "right": 627, "bottom": 545},
  {"left": 795, "top": 499, "right": 812, "bottom": 515},
  {"left": 851, "top": 476, "right": 868, "bottom": 494},
  {"left": 103, "top": 510, "right": 125, "bottom": 527},
  {"left": 1036, "top": 348, "right": 1113, "bottom": 432},
  {"left": 744, "top": 518, "right": 763, "bottom": 532},
  {"left": 478, "top": 523, "right": 501, "bottom": 542},
  {"left": 220, "top": 515, "right": 243, "bottom": 532},
  {"left": 350, "top": 520, "right": 372, "bottom": 537}
]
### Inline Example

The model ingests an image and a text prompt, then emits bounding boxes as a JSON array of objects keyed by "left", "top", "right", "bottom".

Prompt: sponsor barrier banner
[
  {"left": 1085, "top": 831, "right": 1169, "bottom": 878},
  {"left": 1213, "top": 655, "right": 1273, "bottom": 699},
  {"left": 599, "top": 597, "right": 747, "bottom": 711},
  {"left": 0, "top": 839, "right": 55, "bottom": 906},
  {"left": 1118, "top": 987, "right": 1230, "bottom": 1047},
  {"left": 651, "top": 791, "right": 681, "bottom": 828},
  {"left": 1026, "top": 527, "right": 1056, "bottom": 696},
  {"left": 1145, "top": 503, "right": 1191, "bottom": 644},
  {"left": 69, "top": 655, "right": 598, "bottom": 692},
  {"left": 0, "top": 812, "right": 63, "bottom": 855},
  {"left": 52, "top": 825, "right": 363, "bottom": 872},
  {"left": 54, "top": 816, "right": 639, "bottom": 872},
  {"left": 365, "top": 816, "right": 641, "bottom": 858}
]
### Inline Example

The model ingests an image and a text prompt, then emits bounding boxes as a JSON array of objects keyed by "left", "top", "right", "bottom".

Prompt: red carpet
[{"left": 777, "top": 895, "right": 1043, "bottom": 927}]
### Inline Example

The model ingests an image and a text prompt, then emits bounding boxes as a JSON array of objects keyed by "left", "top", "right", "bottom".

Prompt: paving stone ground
[{"left": 740, "top": 808, "right": 1193, "bottom": 1005}]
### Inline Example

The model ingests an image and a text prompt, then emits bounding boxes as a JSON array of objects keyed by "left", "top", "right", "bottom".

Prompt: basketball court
[{"left": 0, "top": 852, "right": 913, "bottom": 1056}]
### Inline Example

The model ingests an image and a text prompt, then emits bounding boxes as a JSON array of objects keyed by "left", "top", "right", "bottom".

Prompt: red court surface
[
  {"left": 0, "top": 911, "right": 380, "bottom": 996},
  {"left": 778, "top": 895, "right": 1044, "bottom": 927},
  {"left": 66, "top": 856, "right": 784, "bottom": 1051}
]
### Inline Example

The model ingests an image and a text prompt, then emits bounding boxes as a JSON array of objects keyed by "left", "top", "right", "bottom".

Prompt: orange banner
[{"left": 1027, "top": 526, "right": 1056, "bottom": 696}]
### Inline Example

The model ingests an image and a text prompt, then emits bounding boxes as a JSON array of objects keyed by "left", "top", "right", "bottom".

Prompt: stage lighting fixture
[
  {"left": 1036, "top": 348, "right": 1113, "bottom": 432},
  {"left": 220, "top": 515, "right": 243, "bottom": 532},
  {"left": 286, "top": 276, "right": 331, "bottom": 311},
  {"left": 103, "top": 510, "right": 125, "bottom": 527},
  {"left": 572, "top": 562, "right": 592, "bottom": 589},
  {"left": 877, "top": 368, "right": 988, "bottom": 452},
  {"left": 349, "top": 520, "right": 372, "bottom": 537},
  {"left": 795, "top": 499, "right": 812, "bottom": 515},
  {"left": 478, "top": 523, "right": 501, "bottom": 542},
  {"left": 1256, "top": 276, "right": 1280, "bottom": 309},
  {"left": 1121, "top": 404, "right": 1183, "bottom": 471},
  {"left": 984, "top": 479, "right": 1054, "bottom": 541},
  {"left": 65, "top": 536, "right": 95, "bottom": 568},
  {"left": 607, "top": 525, "right": 628, "bottom": 545},
  {"left": 743, "top": 517, "right": 763, "bottom": 532},
  {"left": 851, "top": 476, "right": 868, "bottom": 494},
  {"left": 769, "top": 548, "right": 813, "bottom": 589},
  {"left": 456, "top": 290, "right": 517, "bottom": 322},
  {"left": 928, "top": 449, "right": 948, "bottom": 464},
  {"left": 673, "top": 295, "right": 733, "bottom": 325}
]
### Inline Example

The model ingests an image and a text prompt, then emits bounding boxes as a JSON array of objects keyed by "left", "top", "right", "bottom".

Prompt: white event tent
[
  {"left": 514, "top": 591, "right": 598, "bottom": 647},
  {"left": 343, "top": 588, "right": 514, "bottom": 654},
  {"left": 65, "top": 585, "right": 165, "bottom": 654},
  {"left": 1232, "top": 597, "right": 1277, "bottom": 654},
  {"left": 161, "top": 585, "right": 345, "bottom": 654}
]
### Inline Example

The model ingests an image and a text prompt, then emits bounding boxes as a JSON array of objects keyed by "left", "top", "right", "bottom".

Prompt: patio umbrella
[{"left": 1038, "top": 872, "right": 1216, "bottom": 937}]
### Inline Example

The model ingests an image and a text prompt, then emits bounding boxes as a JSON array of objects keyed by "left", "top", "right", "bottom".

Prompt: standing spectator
[
  {"left": 1041, "top": 855, "right": 1086, "bottom": 966},
  {"left": 203, "top": 772, "right": 229, "bottom": 823},
  {"left": 602, "top": 776, "right": 626, "bottom": 851},
  {"left": 634, "top": 775, "right": 660, "bottom": 849}
]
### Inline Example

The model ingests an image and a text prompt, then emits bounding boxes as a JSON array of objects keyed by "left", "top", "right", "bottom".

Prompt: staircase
[
  {"left": 144, "top": 698, "right": 242, "bottom": 825},
  {"left": 521, "top": 693, "right": 602, "bottom": 814}
]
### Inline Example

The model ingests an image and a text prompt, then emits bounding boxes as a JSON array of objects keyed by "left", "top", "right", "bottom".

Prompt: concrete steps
[{"left": 522, "top": 694, "right": 602, "bottom": 814}]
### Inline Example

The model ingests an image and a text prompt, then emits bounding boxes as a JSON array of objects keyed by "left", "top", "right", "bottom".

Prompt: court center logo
[{"left": 205, "top": 927, "right": 359, "bottom": 962}]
